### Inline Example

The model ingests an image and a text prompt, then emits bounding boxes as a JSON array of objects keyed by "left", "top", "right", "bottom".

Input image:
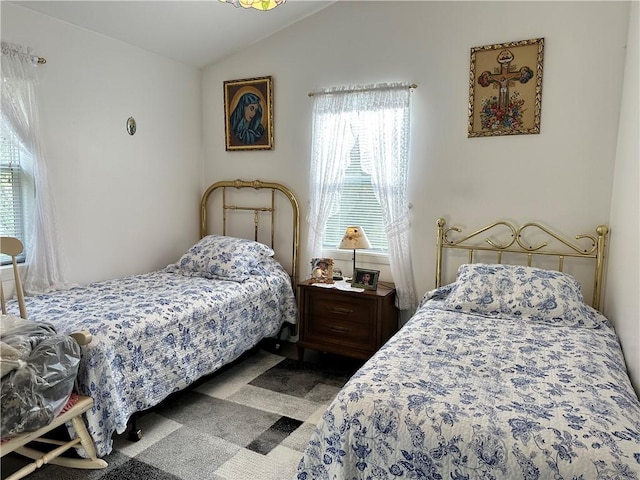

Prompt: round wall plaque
[{"left": 126, "top": 116, "right": 136, "bottom": 135}]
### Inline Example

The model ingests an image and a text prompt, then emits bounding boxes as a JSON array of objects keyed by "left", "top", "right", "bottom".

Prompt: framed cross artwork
[{"left": 468, "top": 38, "right": 544, "bottom": 137}]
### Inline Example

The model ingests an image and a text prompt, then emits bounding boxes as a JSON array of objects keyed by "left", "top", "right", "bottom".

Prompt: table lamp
[{"left": 338, "top": 226, "right": 371, "bottom": 278}]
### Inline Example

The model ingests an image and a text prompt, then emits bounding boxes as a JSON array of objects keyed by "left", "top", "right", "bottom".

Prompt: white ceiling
[{"left": 9, "top": 0, "right": 335, "bottom": 68}]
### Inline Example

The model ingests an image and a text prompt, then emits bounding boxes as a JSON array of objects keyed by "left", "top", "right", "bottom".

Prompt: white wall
[
  {"left": 1, "top": 3, "right": 203, "bottom": 285},
  {"left": 202, "top": 2, "right": 637, "bottom": 388},
  {"left": 605, "top": 2, "right": 640, "bottom": 393},
  {"left": 202, "top": 1, "right": 629, "bottom": 289}
]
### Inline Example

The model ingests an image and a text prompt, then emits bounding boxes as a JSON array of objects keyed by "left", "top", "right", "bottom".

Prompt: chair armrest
[{"left": 70, "top": 331, "right": 92, "bottom": 346}]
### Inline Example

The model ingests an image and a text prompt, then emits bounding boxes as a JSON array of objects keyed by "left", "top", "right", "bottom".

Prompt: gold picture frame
[
  {"left": 468, "top": 38, "right": 544, "bottom": 137},
  {"left": 223, "top": 76, "right": 274, "bottom": 151},
  {"left": 310, "top": 258, "right": 334, "bottom": 284}
]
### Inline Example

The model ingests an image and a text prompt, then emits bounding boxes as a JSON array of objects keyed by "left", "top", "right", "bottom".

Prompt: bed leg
[
  {"left": 274, "top": 321, "right": 296, "bottom": 351},
  {"left": 126, "top": 414, "right": 142, "bottom": 442}
]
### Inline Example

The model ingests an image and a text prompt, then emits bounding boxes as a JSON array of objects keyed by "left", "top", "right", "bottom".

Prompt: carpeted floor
[{"left": 1, "top": 341, "right": 364, "bottom": 480}]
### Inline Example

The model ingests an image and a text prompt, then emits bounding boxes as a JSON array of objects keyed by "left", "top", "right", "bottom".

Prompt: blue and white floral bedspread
[
  {"left": 16, "top": 262, "right": 296, "bottom": 457},
  {"left": 297, "top": 292, "right": 640, "bottom": 479}
]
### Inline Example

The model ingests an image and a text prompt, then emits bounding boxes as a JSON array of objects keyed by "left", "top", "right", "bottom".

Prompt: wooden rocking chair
[{"left": 0, "top": 236, "right": 107, "bottom": 479}]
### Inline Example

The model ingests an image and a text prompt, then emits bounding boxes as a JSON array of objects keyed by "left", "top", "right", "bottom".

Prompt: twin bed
[
  {"left": 6, "top": 179, "right": 300, "bottom": 458},
  {"left": 297, "top": 218, "right": 640, "bottom": 479}
]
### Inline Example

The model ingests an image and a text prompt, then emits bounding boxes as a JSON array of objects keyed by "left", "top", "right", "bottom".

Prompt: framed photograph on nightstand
[
  {"left": 352, "top": 268, "right": 379, "bottom": 291},
  {"left": 310, "top": 258, "right": 334, "bottom": 284}
]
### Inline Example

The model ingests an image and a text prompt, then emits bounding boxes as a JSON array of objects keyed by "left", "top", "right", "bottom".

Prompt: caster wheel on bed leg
[{"left": 128, "top": 429, "right": 143, "bottom": 441}]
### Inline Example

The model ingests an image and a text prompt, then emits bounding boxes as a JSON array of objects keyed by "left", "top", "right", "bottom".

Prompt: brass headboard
[
  {"left": 200, "top": 179, "right": 300, "bottom": 286},
  {"left": 435, "top": 218, "right": 609, "bottom": 311}
]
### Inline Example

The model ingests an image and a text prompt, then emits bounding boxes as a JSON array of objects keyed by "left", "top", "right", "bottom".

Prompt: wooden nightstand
[{"left": 297, "top": 279, "right": 398, "bottom": 362}]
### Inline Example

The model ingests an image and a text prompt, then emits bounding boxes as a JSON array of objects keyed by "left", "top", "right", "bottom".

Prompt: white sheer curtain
[
  {"left": 359, "top": 84, "right": 417, "bottom": 311},
  {"left": 307, "top": 82, "right": 417, "bottom": 311},
  {"left": 1, "top": 41, "right": 73, "bottom": 294},
  {"left": 306, "top": 87, "right": 357, "bottom": 256}
]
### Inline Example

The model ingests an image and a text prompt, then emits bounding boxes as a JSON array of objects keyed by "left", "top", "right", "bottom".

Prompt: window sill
[
  {"left": 1, "top": 263, "right": 26, "bottom": 282},
  {"left": 322, "top": 248, "right": 389, "bottom": 266}
]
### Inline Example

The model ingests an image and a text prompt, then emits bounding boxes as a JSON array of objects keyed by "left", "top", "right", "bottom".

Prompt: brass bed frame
[
  {"left": 435, "top": 218, "right": 609, "bottom": 311},
  {"left": 200, "top": 179, "right": 300, "bottom": 286}
]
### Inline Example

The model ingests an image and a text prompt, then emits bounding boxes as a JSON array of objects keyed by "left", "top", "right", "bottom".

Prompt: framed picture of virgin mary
[{"left": 223, "top": 76, "right": 274, "bottom": 151}]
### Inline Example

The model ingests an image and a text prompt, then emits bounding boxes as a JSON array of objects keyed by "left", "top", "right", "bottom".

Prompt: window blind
[
  {"left": 0, "top": 125, "right": 26, "bottom": 264},
  {"left": 323, "top": 141, "right": 388, "bottom": 252}
]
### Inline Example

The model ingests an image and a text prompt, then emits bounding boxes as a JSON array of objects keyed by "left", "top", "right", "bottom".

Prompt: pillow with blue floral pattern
[
  {"left": 441, "top": 263, "right": 604, "bottom": 328},
  {"left": 165, "top": 235, "right": 274, "bottom": 282}
]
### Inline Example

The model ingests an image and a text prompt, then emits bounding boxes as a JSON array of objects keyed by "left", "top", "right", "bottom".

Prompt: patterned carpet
[{"left": 1, "top": 342, "right": 363, "bottom": 480}]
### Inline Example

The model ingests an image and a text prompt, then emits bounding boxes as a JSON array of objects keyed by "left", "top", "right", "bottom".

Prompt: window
[
  {"left": 322, "top": 140, "right": 388, "bottom": 253},
  {"left": 0, "top": 118, "right": 29, "bottom": 265},
  {"left": 307, "top": 83, "right": 416, "bottom": 310}
]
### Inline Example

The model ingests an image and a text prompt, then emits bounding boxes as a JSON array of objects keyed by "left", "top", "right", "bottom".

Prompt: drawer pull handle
[
  {"left": 328, "top": 307, "right": 353, "bottom": 315},
  {"left": 329, "top": 326, "right": 351, "bottom": 333}
]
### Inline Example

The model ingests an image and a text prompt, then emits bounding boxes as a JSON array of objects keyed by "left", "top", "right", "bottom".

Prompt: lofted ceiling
[{"left": 8, "top": 0, "right": 335, "bottom": 68}]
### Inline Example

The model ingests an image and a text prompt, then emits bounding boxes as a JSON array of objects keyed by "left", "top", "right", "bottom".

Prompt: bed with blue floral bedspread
[
  {"left": 13, "top": 235, "right": 297, "bottom": 457},
  {"left": 297, "top": 263, "right": 640, "bottom": 479}
]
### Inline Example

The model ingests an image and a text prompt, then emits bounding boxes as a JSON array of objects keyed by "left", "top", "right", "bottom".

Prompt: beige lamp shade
[
  {"left": 338, "top": 226, "right": 371, "bottom": 250},
  {"left": 338, "top": 226, "right": 371, "bottom": 276}
]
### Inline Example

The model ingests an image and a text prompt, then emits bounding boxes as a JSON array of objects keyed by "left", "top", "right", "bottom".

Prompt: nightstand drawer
[
  {"left": 307, "top": 291, "right": 372, "bottom": 324},
  {"left": 306, "top": 314, "right": 373, "bottom": 347}
]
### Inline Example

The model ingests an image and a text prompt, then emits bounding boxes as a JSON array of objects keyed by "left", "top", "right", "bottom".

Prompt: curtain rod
[
  {"left": 308, "top": 83, "right": 417, "bottom": 97},
  {"left": 0, "top": 43, "right": 47, "bottom": 64}
]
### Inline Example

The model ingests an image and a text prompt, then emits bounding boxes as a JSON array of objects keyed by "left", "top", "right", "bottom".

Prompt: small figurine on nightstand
[{"left": 332, "top": 267, "right": 343, "bottom": 281}]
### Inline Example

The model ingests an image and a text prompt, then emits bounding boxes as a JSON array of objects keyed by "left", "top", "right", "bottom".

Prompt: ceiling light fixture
[{"left": 220, "top": 0, "right": 285, "bottom": 11}]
